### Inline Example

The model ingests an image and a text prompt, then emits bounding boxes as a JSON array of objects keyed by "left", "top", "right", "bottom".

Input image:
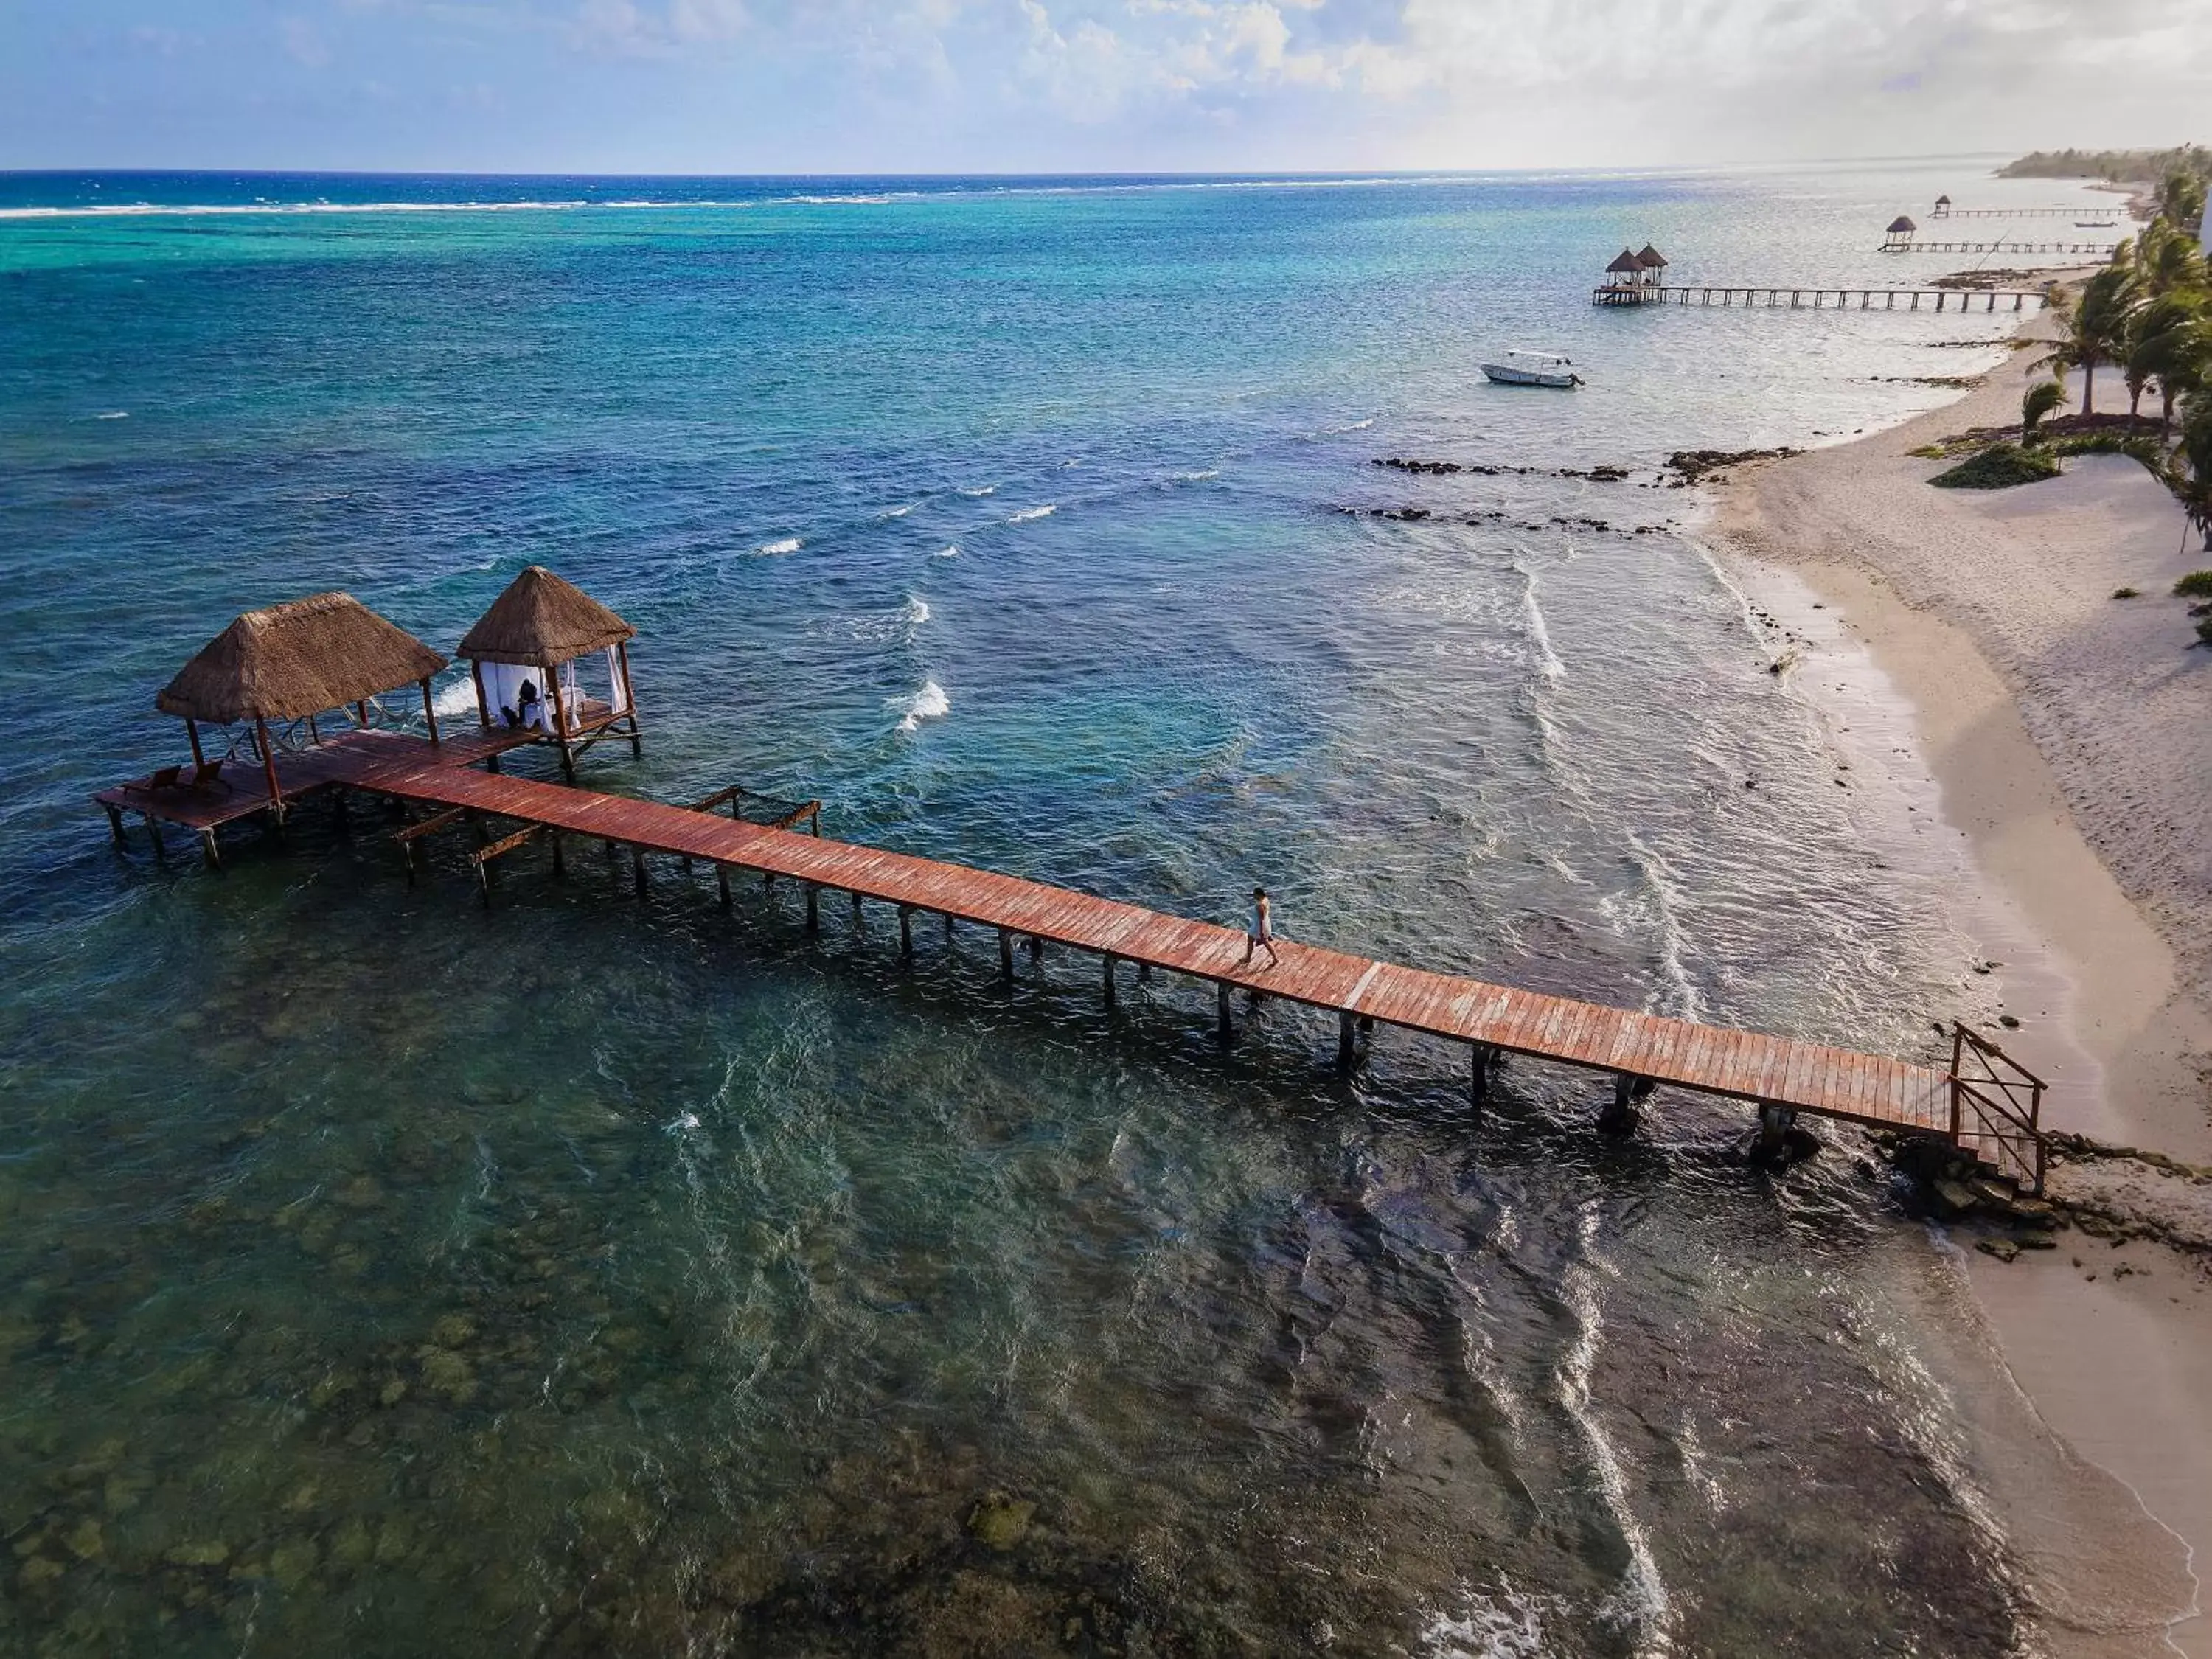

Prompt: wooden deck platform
[{"left": 97, "top": 728, "right": 2047, "bottom": 1186}]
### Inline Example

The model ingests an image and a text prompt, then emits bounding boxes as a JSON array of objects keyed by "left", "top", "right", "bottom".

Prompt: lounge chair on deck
[
  {"left": 124, "top": 765, "right": 185, "bottom": 794},
  {"left": 187, "top": 762, "right": 231, "bottom": 793}
]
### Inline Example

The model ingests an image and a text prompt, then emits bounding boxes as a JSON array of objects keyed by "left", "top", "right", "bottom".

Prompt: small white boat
[{"left": 1481, "top": 349, "right": 1582, "bottom": 389}]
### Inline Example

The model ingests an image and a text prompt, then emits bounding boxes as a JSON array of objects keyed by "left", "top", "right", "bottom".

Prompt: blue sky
[{"left": 6, "top": 0, "right": 2208, "bottom": 173}]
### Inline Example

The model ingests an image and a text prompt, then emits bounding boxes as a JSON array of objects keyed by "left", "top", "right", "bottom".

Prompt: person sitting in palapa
[{"left": 505, "top": 679, "right": 542, "bottom": 731}]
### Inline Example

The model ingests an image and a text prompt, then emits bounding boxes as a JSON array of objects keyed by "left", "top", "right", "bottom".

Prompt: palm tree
[
  {"left": 2177, "top": 394, "right": 2212, "bottom": 554},
  {"left": 2126, "top": 294, "right": 2209, "bottom": 434},
  {"left": 2021, "top": 379, "right": 2066, "bottom": 442},
  {"left": 2135, "top": 219, "right": 2202, "bottom": 299},
  {"left": 2039, "top": 264, "right": 2139, "bottom": 417},
  {"left": 2154, "top": 168, "right": 2207, "bottom": 236}
]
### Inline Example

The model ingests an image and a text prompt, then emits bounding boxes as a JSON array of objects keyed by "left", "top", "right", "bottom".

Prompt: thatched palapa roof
[
  {"left": 156, "top": 593, "right": 448, "bottom": 725},
  {"left": 1635, "top": 244, "right": 1669, "bottom": 268},
  {"left": 456, "top": 566, "right": 636, "bottom": 668},
  {"left": 1888, "top": 216, "right": 1917, "bottom": 234},
  {"left": 1606, "top": 248, "right": 1643, "bottom": 274}
]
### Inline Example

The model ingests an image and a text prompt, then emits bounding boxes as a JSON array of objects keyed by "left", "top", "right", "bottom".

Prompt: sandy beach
[{"left": 1709, "top": 316, "right": 2212, "bottom": 1656}]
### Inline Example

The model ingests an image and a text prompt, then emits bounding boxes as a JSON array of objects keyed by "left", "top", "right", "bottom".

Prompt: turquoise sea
[{"left": 0, "top": 161, "right": 2092, "bottom": 1655}]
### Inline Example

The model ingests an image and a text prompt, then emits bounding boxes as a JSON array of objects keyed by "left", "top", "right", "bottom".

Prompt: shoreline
[{"left": 1704, "top": 313, "right": 2212, "bottom": 1655}]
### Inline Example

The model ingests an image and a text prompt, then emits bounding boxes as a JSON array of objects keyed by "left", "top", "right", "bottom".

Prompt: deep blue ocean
[{"left": 0, "top": 161, "right": 2101, "bottom": 1655}]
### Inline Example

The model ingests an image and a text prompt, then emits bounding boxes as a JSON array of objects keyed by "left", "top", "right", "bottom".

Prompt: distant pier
[
  {"left": 1882, "top": 239, "right": 2118, "bottom": 257},
  {"left": 1593, "top": 284, "right": 2050, "bottom": 312},
  {"left": 1930, "top": 193, "right": 2119, "bottom": 220}
]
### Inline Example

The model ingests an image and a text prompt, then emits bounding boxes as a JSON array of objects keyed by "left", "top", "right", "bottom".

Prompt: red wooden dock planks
[{"left": 104, "top": 731, "right": 1963, "bottom": 1140}]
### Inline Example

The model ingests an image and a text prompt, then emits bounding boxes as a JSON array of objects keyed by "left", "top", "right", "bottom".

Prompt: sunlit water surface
[{"left": 0, "top": 161, "right": 2101, "bottom": 1655}]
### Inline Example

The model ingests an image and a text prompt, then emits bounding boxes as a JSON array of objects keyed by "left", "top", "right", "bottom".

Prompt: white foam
[
  {"left": 93, "top": 410, "right": 129, "bottom": 420},
  {"left": 1422, "top": 1582, "right": 1554, "bottom": 1658},
  {"left": 1559, "top": 1207, "right": 1674, "bottom": 1654},
  {"left": 1171, "top": 468, "right": 1220, "bottom": 482},
  {"left": 756, "top": 536, "right": 802, "bottom": 557},
  {"left": 880, "top": 504, "right": 914, "bottom": 518},
  {"left": 904, "top": 597, "right": 930, "bottom": 627},
  {"left": 889, "top": 680, "right": 949, "bottom": 734},
  {"left": 430, "top": 675, "right": 481, "bottom": 720},
  {"left": 1007, "top": 504, "right": 1057, "bottom": 524},
  {"left": 933, "top": 544, "right": 960, "bottom": 559},
  {"left": 1517, "top": 563, "right": 1566, "bottom": 681},
  {"left": 959, "top": 485, "right": 997, "bottom": 498}
]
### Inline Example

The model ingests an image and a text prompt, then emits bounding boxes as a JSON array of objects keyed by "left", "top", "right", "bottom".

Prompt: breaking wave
[{"left": 889, "top": 680, "right": 950, "bottom": 734}]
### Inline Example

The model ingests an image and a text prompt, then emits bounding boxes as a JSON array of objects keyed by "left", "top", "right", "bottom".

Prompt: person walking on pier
[{"left": 1245, "top": 886, "right": 1279, "bottom": 967}]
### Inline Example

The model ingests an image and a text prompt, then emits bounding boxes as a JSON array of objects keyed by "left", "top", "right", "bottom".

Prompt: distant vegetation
[
  {"left": 1999, "top": 145, "right": 2211, "bottom": 184},
  {"left": 1930, "top": 444, "right": 2062, "bottom": 488}
]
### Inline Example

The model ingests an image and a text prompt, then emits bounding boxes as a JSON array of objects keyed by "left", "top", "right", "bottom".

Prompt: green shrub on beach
[
  {"left": 2175, "top": 571, "right": 2212, "bottom": 597},
  {"left": 1929, "top": 444, "right": 2062, "bottom": 489}
]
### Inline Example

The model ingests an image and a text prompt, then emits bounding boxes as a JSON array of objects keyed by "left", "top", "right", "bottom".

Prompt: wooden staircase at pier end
[{"left": 96, "top": 729, "right": 2050, "bottom": 1194}]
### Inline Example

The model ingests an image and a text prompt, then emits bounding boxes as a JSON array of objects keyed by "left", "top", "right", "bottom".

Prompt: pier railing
[{"left": 1947, "top": 1023, "right": 2047, "bottom": 1194}]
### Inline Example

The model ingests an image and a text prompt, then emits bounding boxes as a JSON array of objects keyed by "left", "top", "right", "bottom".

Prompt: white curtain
[
  {"left": 605, "top": 647, "right": 629, "bottom": 717},
  {"left": 557, "top": 661, "right": 583, "bottom": 728}
]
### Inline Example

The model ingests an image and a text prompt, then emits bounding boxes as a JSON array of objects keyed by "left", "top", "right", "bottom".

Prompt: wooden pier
[
  {"left": 1594, "top": 284, "right": 2050, "bottom": 312},
  {"left": 1882, "top": 239, "right": 2117, "bottom": 257},
  {"left": 1931, "top": 204, "right": 2115, "bottom": 220},
  {"left": 97, "top": 727, "right": 2049, "bottom": 1191}
]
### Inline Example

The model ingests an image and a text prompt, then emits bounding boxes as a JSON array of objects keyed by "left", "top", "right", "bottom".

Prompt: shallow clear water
[{"left": 0, "top": 161, "right": 2098, "bottom": 1654}]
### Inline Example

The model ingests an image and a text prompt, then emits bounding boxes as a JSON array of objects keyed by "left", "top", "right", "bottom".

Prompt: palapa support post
[
  {"left": 145, "top": 815, "right": 167, "bottom": 862},
  {"left": 549, "top": 832, "right": 564, "bottom": 879},
  {"left": 618, "top": 641, "right": 642, "bottom": 757},
  {"left": 254, "top": 714, "right": 285, "bottom": 829},
  {"left": 632, "top": 846, "right": 647, "bottom": 898},
  {"left": 104, "top": 804, "right": 125, "bottom": 846},
  {"left": 470, "top": 661, "right": 491, "bottom": 730},
  {"left": 199, "top": 829, "right": 220, "bottom": 870},
  {"left": 850, "top": 891, "right": 863, "bottom": 927},
  {"left": 549, "top": 661, "right": 575, "bottom": 784},
  {"left": 806, "top": 884, "right": 820, "bottom": 932},
  {"left": 944, "top": 912, "right": 955, "bottom": 939},
  {"left": 1027, "top": 934, "right": 1042, "bottom": 965},
  {"left": 1338, "top": 1012, "right": 1357, "bottom": 1069},
  {"left": 717, "top": 863, "right": 731, "bottom": 908},
  {"left": 1102, "top": 953, "right": 1117, "bottom": 1010},
  {"left": 1136, "top": 961, "right": 1151, "bottom": 985},
  {"left": 477, "top": 859, "right": 493, "bottom": 910},
  {"left": 1470, "top": 1043, "right": 1498, "bottom": 1103},
  {"left": 1753, "top": 1102, "right": 1798, "bottom": 1158},
  {"left": 420, "top": 678, "right": 440, "bottom": 747},
  {"left": 998, "top": 928, "right": 1014, "bottom": 980},
  {"left": 899, "top": 906, "right": 914, "bottom": 961},
  {"left": 186, "top": 720, "right": 206, "bottom": 769},
  {"left": 1217, "top": 981, "right": 1234, "bottom": 1040}
]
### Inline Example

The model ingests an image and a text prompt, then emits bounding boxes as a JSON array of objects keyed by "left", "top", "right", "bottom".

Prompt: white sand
[{"left": 1708, "top": 328, "right": 2212, "bottom": 1656}]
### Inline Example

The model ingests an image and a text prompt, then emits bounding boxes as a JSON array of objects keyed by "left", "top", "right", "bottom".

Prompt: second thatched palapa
[{"left": 456, "top": 566, "right": 642, "bottom": 778}]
